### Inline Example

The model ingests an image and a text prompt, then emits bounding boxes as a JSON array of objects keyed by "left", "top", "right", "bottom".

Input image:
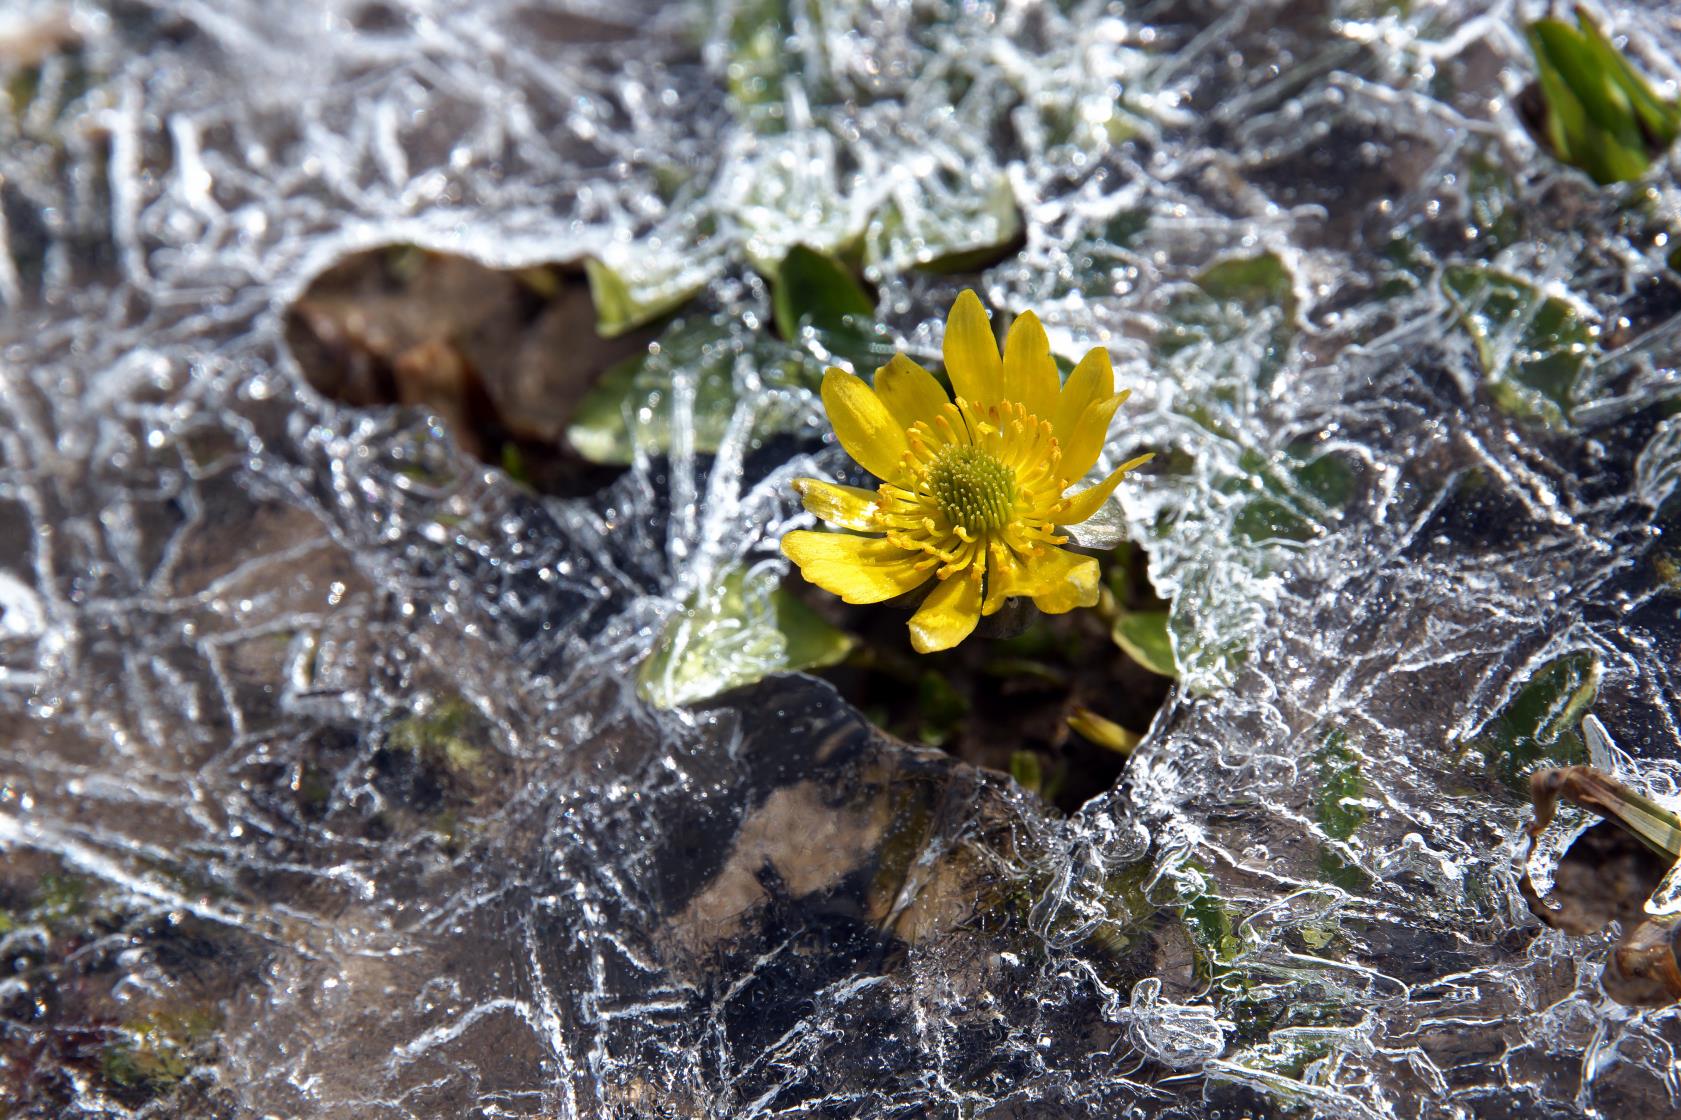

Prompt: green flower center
[{"left": 929, "top": 446, "right": 1016, "bottom": 532}]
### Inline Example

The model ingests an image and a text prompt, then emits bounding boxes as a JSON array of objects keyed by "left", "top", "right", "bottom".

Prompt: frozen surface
[{"left": 4, "top": 0, "right": 1681, "bottom": 1117}]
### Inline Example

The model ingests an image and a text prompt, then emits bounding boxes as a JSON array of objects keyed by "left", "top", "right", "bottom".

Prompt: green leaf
[
  {"left": 565, "top": 354, "right": 644, "bottom": 466},
  {"left": 1312, "top": 727, "right": 1367, "bottom": 889},
  {"left": 1526, "top": 11, "right": 1679, "bottom": 184},
  {"left": 1194, "top": 252, "right": 1297, "bottom": 317},
  {"left": 773, "top": 245, "right": 875, "bottom": 340},
  {"left": 584, "top": 258, "right": 702, "bottom": 338},
  {"left": 870, "top": 174, "right": 1023, "bottom": 274},
  {"left": 774, "top": 585, "right": 856, "bottom": 672},
  {"left": 1442, "top": 266, "right": 1593, "bottom": 427},
  {"left": 1531, "top": 19, "right": 1646, "bottom": 147},
  {"left": 498, "top": 442, "right": 532, "bottom": 486},
  {"left": 566, "top": 316, "right": 823, "bottom": 466},
  {"left": 1111, "top": 609, "right": 1178, "bottom": 678},
  {"left": 639, "top": 563, "right": 855, "bottom": 708},
  {"left": 1468, "top": 652, "right": 1601, "bottom": 794},
  {"left": 1009, "top": 750, "right": 1044, "bottom": 795},
  {"left": 724, "top": 0, "right": 799, "bottom": 133},
  {"left": 914, "top": 671, "right": 968, "bottom": 747},
  {"left": 1574, "top": 10, "right": 1681, "bottom": 148}
]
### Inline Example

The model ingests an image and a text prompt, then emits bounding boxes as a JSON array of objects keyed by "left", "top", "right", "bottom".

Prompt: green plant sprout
[{"left": 1524, "top": 6, "right": 1681, "bottom": 184}]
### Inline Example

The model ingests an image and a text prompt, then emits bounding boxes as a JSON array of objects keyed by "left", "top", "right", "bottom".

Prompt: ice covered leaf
[
  {"left": 1111, "top": 609, "right": 1177, "bottom": 678},
  {"left": 585, "top": 257, "right": 707, "bottom": 338},
  {"left": 566, "top": 315, "right": 823, "bottom": 465},
  {"left": 1465, "top": 652, "right": 1600, "bottom": 793},
  {"left": 1194, "top": 252, "right": 1297, "bottom": 316},
  {"left": 868, "top": 174, "right": 1023, "bottom": 274},
  {"left": 1442, "top": 265, "right": 1593, "bottom": 427},
  {"left": 639, "top": 562, "right": 854, "bottom": 709},
  {"left": 1160, "top": 251, "right": 1298, "bottom": 392},
  {"left": 727, "top": 129, "right": 867, "bottom": 273},
  {"left": 1313, "top": 728, "right": 1367, "bottom": 888},
  {"left": 388, "top": 696, "right": 484, "bottom": 776},
  {"left": 722, "top": 0, "right": 802, "bottom": 133},
  {"left": 772, "top": 245, "right": 874, "bottom": 340}
]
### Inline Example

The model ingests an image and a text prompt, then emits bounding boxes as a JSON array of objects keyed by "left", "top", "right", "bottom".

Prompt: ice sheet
[{"left": 4, "top": 1, "right": 1681, "bottom": 1116}]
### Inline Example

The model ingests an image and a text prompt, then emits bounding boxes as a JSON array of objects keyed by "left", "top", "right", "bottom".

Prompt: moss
[
  {"left": 32, "top": 874, "right": 87, "bottom": 924},
  {"left": 1313, "top": 728, "right": 1368, "bottom": 890},
  {"left": 388, "top": 697, "right": 484, "bottom": 775},
  {"left": 102, "top": 1009, "right": 217, "bottom": 1091},
  {"left": 1179, "top": 863, "right": 1246, "bottom": 979}
]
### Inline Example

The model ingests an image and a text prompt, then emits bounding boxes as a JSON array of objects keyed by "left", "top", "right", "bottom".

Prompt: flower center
[{"left": 928, "top": 446, "right": 1015, "bottom": 533}]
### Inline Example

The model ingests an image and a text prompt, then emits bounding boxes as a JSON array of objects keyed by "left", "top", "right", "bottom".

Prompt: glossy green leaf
[
  {"left": 1111, "top": 609, "right": 1177, "bottom": 678},
  {"left": 1577, "top": 11, "right": 1681, "bottom": 149},
  {"left": 773, "top": 245, "right": 875, "bottom": 340},
  {"left": 774, "top": 585, "right": 857, "bottom": 673},
  {"left": 1526, "top": 10, "right": 1679, "bottom": 184}
]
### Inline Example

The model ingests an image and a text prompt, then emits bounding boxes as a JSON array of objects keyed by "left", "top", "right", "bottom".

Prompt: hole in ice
[
  {"left": 284, "top": 245, "right": 665, "bottom": 496},
  {"left": 787, "top": 539, "right": 1175, "bottom": 815}
]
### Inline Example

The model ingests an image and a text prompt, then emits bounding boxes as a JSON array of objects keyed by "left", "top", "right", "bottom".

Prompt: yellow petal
[
  {"left": 909, "top": 570, "right": 983, "bottom": 653},
  {"left": 792, "top": 478, "right": 880, "bottom": 531},
  {"left": 874, "top": 354, "right": 951, "bottom": 431},
  {"left": 1013, "top": 545, "right": 1099, "bottom": 614},
  {"left": 1053, "top": 348, "right": 1116, "bottom": 446},
  {"left": 942, "top": 289, "right": 1003, "bottom": 407},
  {"left": 982, "top": 539, "right": 1027, "bottom": 615},
  {"left": 1058, "top": 452, "right": 1154, "bottom": 526},
  {"left": 1001, "top": 309, "right": 1059, "bottom": 423},
  {"left": 1062, "top": 393, "right": 1127, "bottom": 481},
  {"left": 782, "top": 530, "right": 930, "bottom": 604},
  {"left": 821, "top": 368, "right": 910, "bottom": 481}
]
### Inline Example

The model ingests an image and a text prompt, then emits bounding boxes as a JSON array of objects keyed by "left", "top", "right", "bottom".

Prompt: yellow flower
[{"left": 782, "top": 289, "right": 1152, "bottom": 653}]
